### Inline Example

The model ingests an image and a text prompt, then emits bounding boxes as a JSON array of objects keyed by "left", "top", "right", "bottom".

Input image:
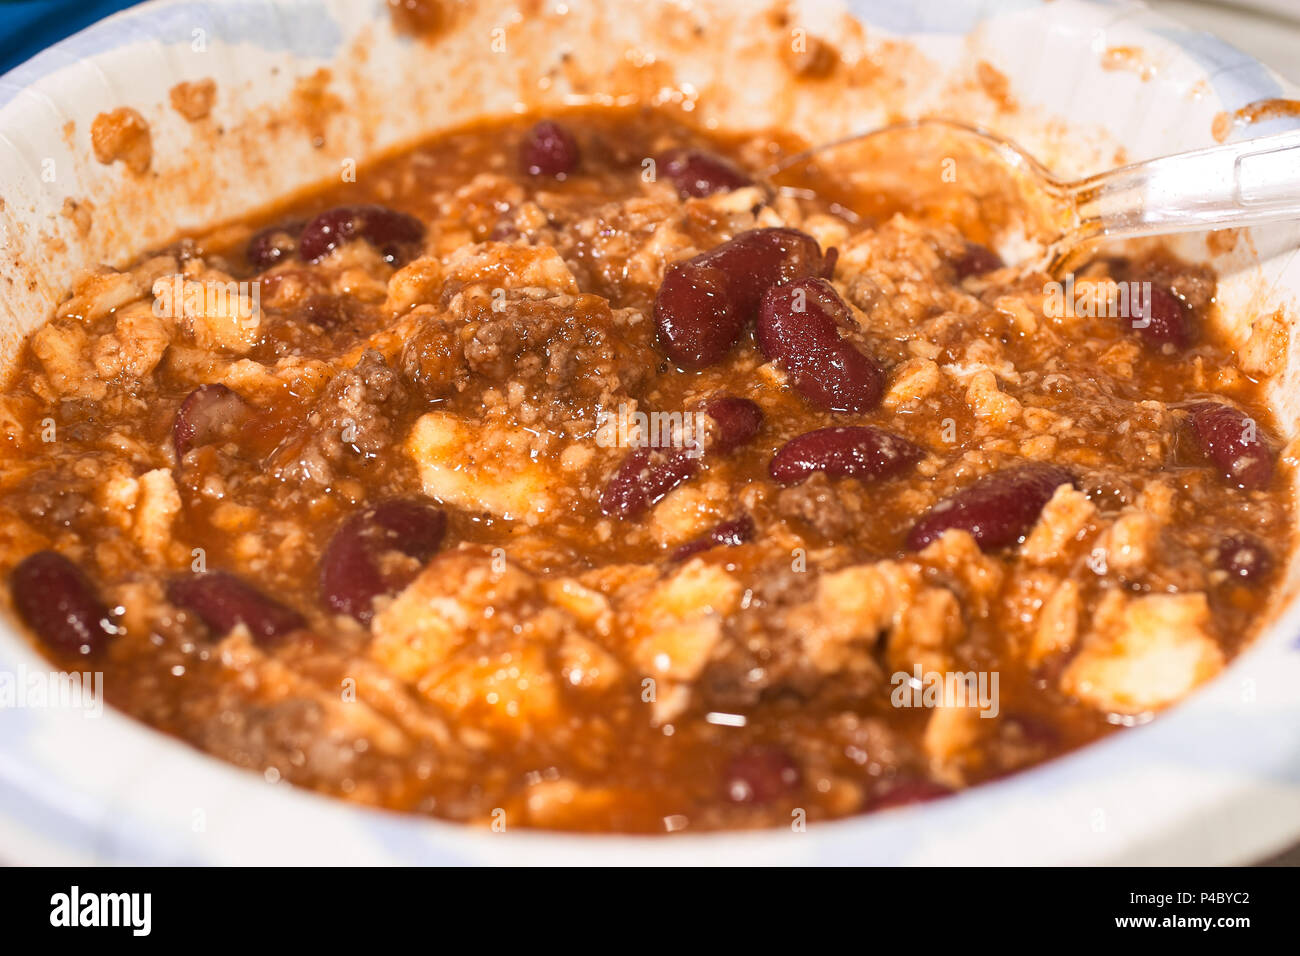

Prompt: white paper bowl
[{"left": 0, "top": 0, "right": 1297, "bottom": 864}]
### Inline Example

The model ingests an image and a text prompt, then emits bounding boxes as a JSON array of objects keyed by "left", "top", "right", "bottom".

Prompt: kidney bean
[
  {"left": 599, "top": 447, "right": 699, "bottom": 519},
  {"left": 1127, "top": 284, "right": 1190, "bottom": 348},
  {"left": 669, "top": 514, "right": 756, "bottom": 562},
  {"left": 868, "top": 777, "right": 953, "bottom": 811},
  {"left": 723, "top": 745, "right": 802, "bottom": 804},
  {"left": 1188, "top": 402, "right": 1275, "bottom": 490},
  {"left": 1216, "top": 533, "right": 1272, "bottom": 583},
  {"left": 654, "top": 261, "right": 745, "bottom": 369},
  {"left": 601, "top": 396, "right": 762, "bottom": 520},
  {"left": 653, "top": 229, "right": 826, "bottom": 369},
  {"left": 770, "top": 426, "right": 922, "bottom": 486},
  {"left": 167, "top": 571, "right": 305, "bottom": 645},
  {"left": 320, "top": 500, "right": 447, "bottom": 623},
  {"left": 297, "top": 204, "right": 426, "bottom": 266},
  {"left": 658, "top": 147, "right": 754, "bottom": 198},
  {"left": 173, "top": 384, "right": 251, "bottom": 458},
  {"left": 696, "top": 228, "right": 826, "bottom": 316},
  {"left": 10, "top": 551, "right": 116, "bottom": 656},
  {"left": 297, "top": 293, "right": 357, "bottom": 331},
  {"left": 520, "top": 120, "right": 580, "bottom": 178},
  {"left": 367, "top": 499, "right": 447, "bottom": 554},
  {"left": 906, "top": 463, "right": 1076, "bottom": 552},
  {"left": 951, "top": 241, "right": 1002, "bottom": 279},
  {"left": 489, "top": 218, "right": 521, "bottom": 242},
  {"left": 698, "top": 396, "right": 763, "bottom": 454},
  {"left": 705, "top": 515, "right": 754, "bottom": 547},
  {"left": 756, "top": 277, "right": 884, "bottom": 412},
  {"left": 246, "top": 219, "right": 306, "bottom": 271}
]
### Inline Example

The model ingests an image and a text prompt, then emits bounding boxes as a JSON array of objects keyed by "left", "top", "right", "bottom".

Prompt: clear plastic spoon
[{"left": 769, "top": 118, "right": 1300, "bottom": 273}]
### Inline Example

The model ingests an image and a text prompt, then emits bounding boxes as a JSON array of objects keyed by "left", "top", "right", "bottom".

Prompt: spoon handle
[{"left": 1065, "top": 129, "right": 1300, "bottom": 244}]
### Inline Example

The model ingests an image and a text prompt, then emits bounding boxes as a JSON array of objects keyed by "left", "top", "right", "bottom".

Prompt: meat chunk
[
  {"left": 647, "top": 482, "right": 729, "bottom": 547},
  {"left": 700, "top": 556, "right": 963, "bottom": 714},
  {"left": 886, "top": 585, "right": 964, "bottom": 676},
  {"left": 371, "top": 549, "right": 538, "bottom": 679},
  {"left": 505, "top": 193, "right": 693, "bottom": 294},
  {"left": 407, "top": 411, "right": 570, "bottom": 520},
  {"left": 915, "top": 530, "right": 1005, "bottom": 617},
  {"left": 398, "top": 239, "right": 654, "bottom": 414},
  {"left": 170, "top": 78, "right": 217, "bottom": 121},
  {"left": 133, "top": 469, "right": 182, "bottom": 561},
  {"left": 402, "top": 290, "right": 655, "bottom": 420},
  {"left": 273, "top": 350, "right": 407, "bottom": 486},
  {"left": 422, "top": 642, "right": 563, "bottom": 736},
  {"left": 383, "top": 255, "right": 444, "bottom": 315},
  {"left": 556, "top": 633, "right": 624, "bottom": 691},
  {"left": 792, "top": 561, "right": 921, "bottom": 675},
  {"left": 965, "top": 369, "right": 1022, "bottom": 426},
  {"left": 56, "top": 268, "right": 142, "bottom": 323},
  {"left": 31, "top": 322, "right": 105, "bottom": 400},
  {"left": 36, "top": 290, "right": 175, "bottom": 398},
  {"left": 197, "top": 629, "right": 415, "bottom": 790},
  {"left": 923, "top": 704, "right": 985, "bottom": 786},
  {"left": 629, "top": 560, "right": 742, "bottom": 679},
  {"left": 1100, "top": 509, "right": 1161, "bottom": 578},
  {"left": 90, "top": 107, "right": 152, "bottom": 174},
  {"left": 92, "top": 301, "right": 174, "bottom": 382},
  {"left": 523, "top": 778, "right": 621, "bottom": 829},
  {"left": 1061, "top": 592, "right": 1224, "bottom": 713},
  {"left": 1031, "top": 579, "right": 1079, "bottom": 664},
  {"left": 1021, "top": 485, "right": 1096, "bottom": 566},
  {"left": 442, "top": 241, "right": 581, "bottom": 297},
  {"left": 153, "top": 266, "right": 260, "bottom": 353},
  {"left": 774, "top": 471, "right": 859, "bottom": 539},
  {"left": 371, "top": 548, "right": 608, "bottom": 739},
  {"left": 883, "top": 357, "right": 941, "bottom": 409},
  {"left": 622, "top": 559, "right": 743, "bottom": 722}
]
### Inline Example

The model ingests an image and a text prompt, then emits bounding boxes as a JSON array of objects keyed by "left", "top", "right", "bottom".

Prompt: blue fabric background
[{"left": 0, "top": 0, "right": 143, "bottom": 75}]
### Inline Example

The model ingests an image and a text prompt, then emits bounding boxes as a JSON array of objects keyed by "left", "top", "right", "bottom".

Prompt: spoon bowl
[{"left": 770, "top": 118, "right": 1300, "bottom": 275}]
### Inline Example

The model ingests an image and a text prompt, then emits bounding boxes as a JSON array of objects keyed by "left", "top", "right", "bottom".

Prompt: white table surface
[{"left": 1151, "top": 0, "right": 1300, "bottom": 84}]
